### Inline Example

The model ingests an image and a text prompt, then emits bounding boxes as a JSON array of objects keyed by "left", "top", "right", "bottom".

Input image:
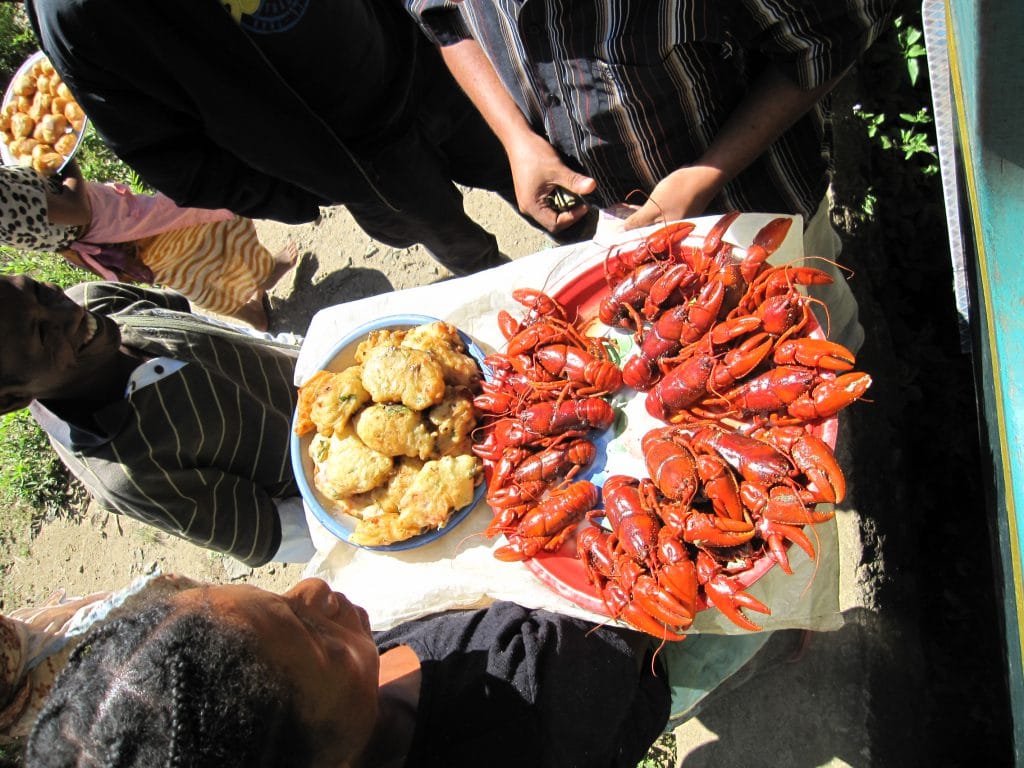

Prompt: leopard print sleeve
[{"left": 0, "top": 166, "right": 81, "bottom": 251}]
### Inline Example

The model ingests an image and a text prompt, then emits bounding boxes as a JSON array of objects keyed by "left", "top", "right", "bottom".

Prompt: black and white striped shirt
[
  {"left": 409, "top": 0, "right": 893, "bottom": 218},
  {"left": 30, "top": 283, "right": 299, "bottom": 566}
]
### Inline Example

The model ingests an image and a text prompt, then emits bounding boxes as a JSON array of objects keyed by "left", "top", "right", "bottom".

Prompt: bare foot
[
  {"left": 230, "top": 292, "right": 269, "bottom": 332},
  {"left": 262, "top": 240, "right": 299, "bottom": 292}
]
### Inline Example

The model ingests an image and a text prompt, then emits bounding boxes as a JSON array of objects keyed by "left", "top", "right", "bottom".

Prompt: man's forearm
[
  {"left": 698, "top": 65, "right": 848, "bottom": 184},
  {"left": 438, "top": 38, "right": 538, "bottom": 157}
]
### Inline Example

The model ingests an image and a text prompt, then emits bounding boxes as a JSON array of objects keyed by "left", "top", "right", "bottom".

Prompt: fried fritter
[
  {"left": 397, "top": 454, "right": 481, "bottom": 529},
  {"left": 332, "top": 458, "right": 426, "bottom": 521},
  {"left": 360, "top": 345, "right": 446, "bottom": 410},
  {"left": 354, "top": 328, "right": 407, "bottom": 362},
  {"left": 354, "top": 403, "right": 435, "bottom": 459},
  {"left": 349, "top": 454, "right": 481, "bottom": 546},
  {"left": 299, "top": 320, "right": 486, "bottom": 545},
  {"left": 309, "top": 427, "right": 393, "bottom": 499},
  {"left": 427, "top": 387, "right": 478, "bottom": 457},
  {"left": 308, "top": 366, "right": 371, "bottom": 436},
  {"left": 401, "top": 321, "right": 481, "bottom": 388}
]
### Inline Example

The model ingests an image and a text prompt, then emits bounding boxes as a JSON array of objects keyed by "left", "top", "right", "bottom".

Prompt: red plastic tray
[{"left": 520, "top": 253, "right": 838, "bottom": 618}]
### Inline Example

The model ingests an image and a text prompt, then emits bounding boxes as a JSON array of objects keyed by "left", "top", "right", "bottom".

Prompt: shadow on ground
[{"left": 268, "top": 251, "right": 394, "bottom": 334}]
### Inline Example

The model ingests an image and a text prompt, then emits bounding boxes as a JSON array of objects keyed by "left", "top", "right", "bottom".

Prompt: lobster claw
[
  {"left": 695, "top": 454, "right": 745, "bottom": 520},
  {"left": 787, "top": 372, "right": 872, "bottom": 422},
  {"left": 497, "top": 309, "right": 522, "bottom": 341},
  {"left": 632, "top": 575, "right": 696, "bottom": 629},
  {"left": 787, "top": 432, "right": 846, "bottom": 503},
  {"left": 754, "top": 426, "right": 846, "bottom": 504},
  {"left": 577, "top": 526, "right": 617, "bottom": 584},
  {"left": 643, "top": 263, "right": 698, "bottom": 317},
  {"left": 697, "top": 552, "right": 771, "bottom": 632},
  {"left": 602, "top": 582, "right": 689, "bottom": 641},
  {"left": 682, "top": 511, "right": 756, "bottom": 548},
  {"left": 740, "top": 216, "right": 793, "bottom": 282},
  {"left": 655, "top": 533, "right": 699, "bottom": 613},
  {"left": 712, "top": 332, "right": 774, "bottom": 389},
  {"left": 703, "top": 211, "right": 741, "bottom": 254},
  {"left": 773, "top": 338, "right": 856, "bottom": 372},
  {"left": 754, "top": 518, "right": 816, "bottom": 575},
  {"left": 741, "top": 483, "right": 834, "bottom": 526}
]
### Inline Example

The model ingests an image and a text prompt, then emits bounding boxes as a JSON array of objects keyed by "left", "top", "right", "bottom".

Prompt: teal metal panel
[{"left": 946, "top": 1, "right": 1024, "bottom": 759}]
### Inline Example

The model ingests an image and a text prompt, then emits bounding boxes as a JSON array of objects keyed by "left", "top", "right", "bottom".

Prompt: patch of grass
[
  {"left": 637, "top": 733, "right": 677, "bottom": 768},
  {"left": 0, "top": 248, "right": 93, "bottom": 286},
  {"left": 0, "top": 5, "right": 36, "bottom": 82},
  {"left": 0, "top": 410, "right": 81, "bottom": 519},
  {"left": 0, "top": 741, "right": 24, "bottom": 768},
  {"left": 76, "top": 125, "right": 152, "bottom": 191}
]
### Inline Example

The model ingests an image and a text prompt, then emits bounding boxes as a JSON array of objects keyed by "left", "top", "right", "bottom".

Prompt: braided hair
[{"left": 24, "top": 599, "right": 313, "bottom": 767}]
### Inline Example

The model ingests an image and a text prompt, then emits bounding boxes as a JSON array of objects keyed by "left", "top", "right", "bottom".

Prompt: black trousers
[{"left": 345, "top": 38, "right": 529, "bottom": 277}]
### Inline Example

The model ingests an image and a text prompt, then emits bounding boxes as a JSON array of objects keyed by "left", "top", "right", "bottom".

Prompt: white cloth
[
  {"left": 804, "top": 195, "right": 864, "bottom": 354},
  {"left": 271, "top": 497, "right": 316, "bottom": 563},
  {"left": 297, "top": 212, "right": 846, "bottom": 635}
]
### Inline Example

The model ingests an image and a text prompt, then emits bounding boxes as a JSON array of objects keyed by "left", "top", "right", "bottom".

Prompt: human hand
[
  {"left": 621, "top": 165, "right": 725, "bottom": 230},
  {"left": 507, "top": 133, "right": 597, "bottom": 234}
]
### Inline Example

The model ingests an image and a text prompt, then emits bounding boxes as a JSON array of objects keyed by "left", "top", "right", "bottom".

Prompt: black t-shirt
[
  {"left": 374, "top": 602, "right": 670, "bottom": 767},
  {"left": 232, "top": 0, "right": 418, "bottom": 146}
]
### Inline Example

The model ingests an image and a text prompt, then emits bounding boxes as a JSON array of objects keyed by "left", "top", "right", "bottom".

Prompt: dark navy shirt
[{"left": 409, "top": 0, "right": 894, "bottom": 218}]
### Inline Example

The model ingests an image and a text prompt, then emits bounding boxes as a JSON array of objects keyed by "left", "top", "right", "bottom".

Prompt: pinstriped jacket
[
  {"left": 408, "top": 0, "right": 894, "bottom": 219},
  {"left": 29, "top": 283, "right": 299, "bottom": 566}
]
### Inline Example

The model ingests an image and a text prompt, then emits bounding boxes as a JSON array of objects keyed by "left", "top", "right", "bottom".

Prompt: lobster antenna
[{"left": 622, "top": 188, "right": 668, "bottom": 227}]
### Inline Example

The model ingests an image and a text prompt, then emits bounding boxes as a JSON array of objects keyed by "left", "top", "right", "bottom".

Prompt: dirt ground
[{"left": 3, "top": 189, "right": 552, "bottom": 607}]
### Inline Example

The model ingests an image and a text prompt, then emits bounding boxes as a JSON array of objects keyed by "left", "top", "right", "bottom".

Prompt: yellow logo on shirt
[{"left": 223, "top": 0, "right": 262, "bottom": 23}]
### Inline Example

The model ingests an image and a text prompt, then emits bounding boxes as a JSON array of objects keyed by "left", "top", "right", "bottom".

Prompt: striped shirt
[
  {"left": 408, "top": 0, "right": 893, "bottom": 218},
  {"left": 137, "top": 217, "right": 274, "bottom": 315},
  {"left": 29, "top": 283, "right": 300, "bottom": 566}
]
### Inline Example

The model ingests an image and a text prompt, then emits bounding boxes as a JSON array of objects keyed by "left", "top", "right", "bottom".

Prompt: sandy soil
[{"left": 4, "top": 189, "right": 553, "bottom": 607}]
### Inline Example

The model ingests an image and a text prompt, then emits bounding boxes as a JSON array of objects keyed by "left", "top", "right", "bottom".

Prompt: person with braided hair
[
  {"left": 25, "top": 593, "right": 314, "bottom": 767},
  {"left": 25, "top": 578, "right": 670, "bottom": 767}
]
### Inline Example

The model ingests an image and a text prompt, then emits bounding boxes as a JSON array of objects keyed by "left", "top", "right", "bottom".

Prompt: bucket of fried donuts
[
  {"left": 291, "top": 314, "right": 489, "bottom": 551},
  {"left": 1, "top": 51, "right": 89, "bottom": 175}
]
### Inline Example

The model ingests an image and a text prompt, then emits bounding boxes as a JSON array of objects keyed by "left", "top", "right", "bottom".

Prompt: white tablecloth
[{"left": 297, "top": 213, "right": 844, "bottom": 635}]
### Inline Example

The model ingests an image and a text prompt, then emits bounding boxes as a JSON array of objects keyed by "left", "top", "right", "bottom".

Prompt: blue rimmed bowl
[{"left": 290, "top": 314, "right": 488, "bottom": 551}]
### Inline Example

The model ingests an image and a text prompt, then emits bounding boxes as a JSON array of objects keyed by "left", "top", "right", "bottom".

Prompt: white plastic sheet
[{"left": 298, "top": 213, "right": 844, "bottom": 635}]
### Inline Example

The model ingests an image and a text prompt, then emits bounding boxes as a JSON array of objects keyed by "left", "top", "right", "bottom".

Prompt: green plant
[
  {"left": 845, "top": 11, "right": 940, "bottom": 218},
  {"left": 0, "top": 5, "right": 36, "bottom": 82},
  {"left": 75, "top": 126, "right": 152, "bottom": 190},
  {"left": 852, "top": 105, "right": 938, "bottom": 171},
  {"left": 0, "top": 410, "right": 81, "bottom": 519},
  {"left": 637, "top": 733, "right": 677, "bottom": 768},
  {"left": 895, "top": 14, "right": 928, "bottom": 86},
  {"left": 0, "top": 740, "right": 24, "bottom": 768},
  {"left": 0, "top": 247, "right": 94, "bottom": 286}
]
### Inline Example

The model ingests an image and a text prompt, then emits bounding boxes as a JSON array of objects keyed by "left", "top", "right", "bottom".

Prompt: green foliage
[
  {"left": 76, "top": 125, "right": 153, "bottom": 191},
  {"left": 0, "top": 5, "right": 36, "bottom": 82},
  {"left": 846, "top": 8, "right": 940, "bottom": 218},
  {"left": 0, "top": 410, "right": 77, "bottom": 519},
  {"left": 637, "top": 733, "right": 677, "bottom": 768},
  {"left": 895, "top": 14, "right": 928, "bottom": 86},
  {"left": 0, "top": 247, "right": 94, "bottom": 287},
  {"left": 0, "top": 740, "right": 24, "bottom": 768}
]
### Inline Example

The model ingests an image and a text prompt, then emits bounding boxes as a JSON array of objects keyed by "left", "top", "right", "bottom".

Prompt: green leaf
[{"left": 907, "top": 58, "right": 920, "bottom": 86}]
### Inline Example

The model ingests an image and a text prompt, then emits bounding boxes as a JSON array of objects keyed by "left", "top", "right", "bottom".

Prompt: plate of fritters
[
  {"left": 291, "top": 314, "right": 488, "bottom": 551},
  {"left": 1, "top": 51, "right": 89, "bottom": 175}
]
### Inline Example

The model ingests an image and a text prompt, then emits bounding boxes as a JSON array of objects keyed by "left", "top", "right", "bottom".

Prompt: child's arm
[{"left": 44, "top": 159, "right": 92, "bottom": 229}]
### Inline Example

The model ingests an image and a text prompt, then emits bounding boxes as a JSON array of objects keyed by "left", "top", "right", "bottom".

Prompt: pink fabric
[
  {"left": 66, "top": 246, "right": 119, "bottom": 281},
  {"left": 78, "top": 183, "right": 234, "bottom": 244}
]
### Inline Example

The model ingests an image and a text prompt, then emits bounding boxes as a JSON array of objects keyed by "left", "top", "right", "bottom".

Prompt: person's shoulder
[{"left": 66, "top": 282, "right": 190, "bottom": 314}]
